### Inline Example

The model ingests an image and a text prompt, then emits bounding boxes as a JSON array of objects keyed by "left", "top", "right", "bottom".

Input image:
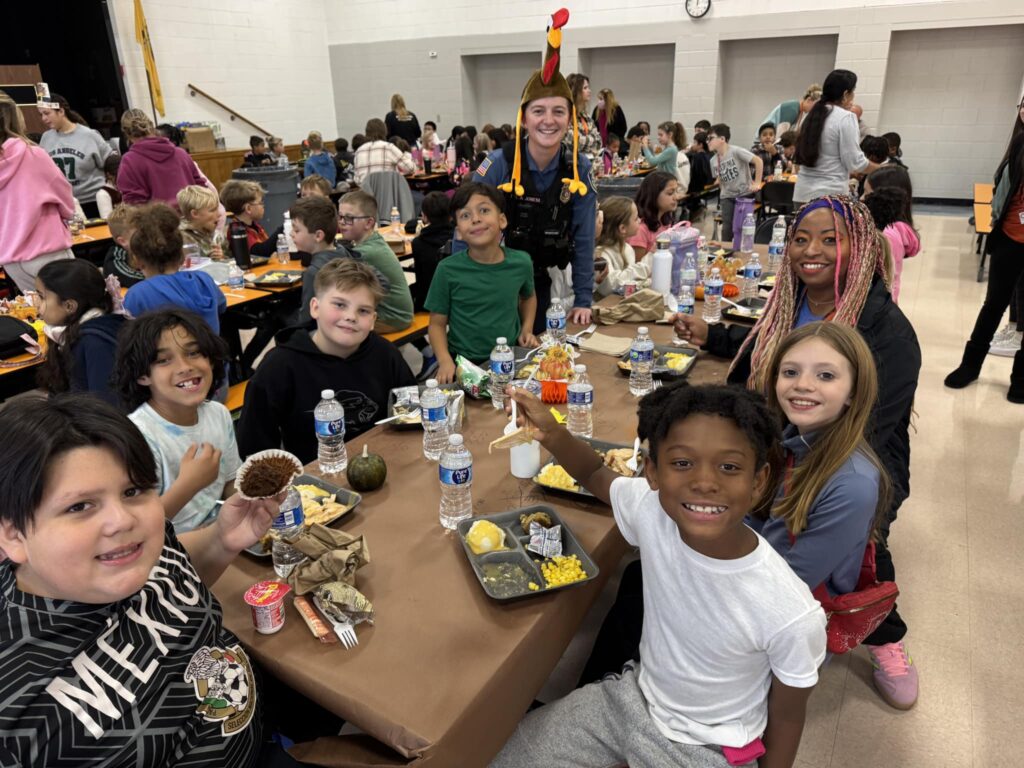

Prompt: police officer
[{"left": 475, "top": 8, "right": 596, "bottom": 332}]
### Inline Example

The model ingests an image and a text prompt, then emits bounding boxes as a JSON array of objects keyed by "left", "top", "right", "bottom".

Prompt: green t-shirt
[
  {"left": 355, "top": 231, "right": 414, "bottom": 328},
  {"left": 425, "top": 247, "right": 535, "bottom": 363}
]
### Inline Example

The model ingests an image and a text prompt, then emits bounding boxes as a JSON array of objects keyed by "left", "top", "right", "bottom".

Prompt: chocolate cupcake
[{"left": 236, "top": 450, "right": 303, "bottom": 500}]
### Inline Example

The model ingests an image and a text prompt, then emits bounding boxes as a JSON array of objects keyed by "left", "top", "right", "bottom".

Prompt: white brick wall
[
  {"left": 324, "top": 0, "right": 1024, "bottom": 199},
  {"left": 108, "top": 0, "right": 337, "bottom": 149}
]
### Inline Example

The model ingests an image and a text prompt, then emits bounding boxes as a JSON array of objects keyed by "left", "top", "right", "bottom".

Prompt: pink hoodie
[
  {"left": 0, "top": 138, "right": 74, "bottom": 266},
  {"left": 884, "top": 221, "right": 921, "bottom": 302}
]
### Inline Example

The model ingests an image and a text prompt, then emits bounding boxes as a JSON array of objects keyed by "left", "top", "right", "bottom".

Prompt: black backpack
[{"left": 0, "top": 315, "right": 38, "bottom": 361}]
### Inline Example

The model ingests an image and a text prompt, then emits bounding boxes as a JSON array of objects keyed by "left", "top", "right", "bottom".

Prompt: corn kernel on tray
[
  {"left": 456, "top": 505, "right": 599, "bottom": 602},
  {"left": 534, "top": 438, "right": 642, "bottom": 499}
]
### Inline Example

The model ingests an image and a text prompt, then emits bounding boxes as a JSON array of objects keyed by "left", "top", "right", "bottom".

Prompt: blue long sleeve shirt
[
  {"left": 747, "top": 426, "right": 879, "bottom": 596},
  {"left": 304, "top": 152, "right": 337, "bottom": 187},
  {"left": 476, "top": 146, "right": 597, "bottom": 309}
]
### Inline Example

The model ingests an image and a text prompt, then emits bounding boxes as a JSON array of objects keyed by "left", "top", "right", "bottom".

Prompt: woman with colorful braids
[{"left": 672, "top": 195, "right": 922, "bottom": 708}]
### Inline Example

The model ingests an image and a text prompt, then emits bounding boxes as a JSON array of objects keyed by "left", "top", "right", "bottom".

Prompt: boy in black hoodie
[
  {"left": 410, "top": 191, "right": 455, "bottom": 311},
  {"left": 236, "top": 259, "right": 415, "bottom": 463}
]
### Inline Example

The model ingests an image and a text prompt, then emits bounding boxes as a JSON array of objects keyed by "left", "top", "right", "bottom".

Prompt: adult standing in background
[
  {"left": 385, "top": 94, "right": 421, "bottom": 147},
  {"left": 0, "top": 92, "right": 74, "bottom": 294},
  {"left": 477, "top": 9, "right": 596, "bottom": 330},
  {"left": 117, "top": 110, "right": 206, "bottom": 207},
  {"left": 793, "top": 70, "right": 877, "bottom": 204},
  {"left": 755, "top": 83, "right": 822, "bottom": 143},
  {"left": 353, "top": 118, "right": 417, "bottom": 184},
  {"left": 38, "top": 94, "right": 113, "bottom": 219},
  {"left": 592, "top": 87, "right": 627, "bottom": 151},
  {"left": 566, "top": 73, "right": 602, "bottom": 159}
]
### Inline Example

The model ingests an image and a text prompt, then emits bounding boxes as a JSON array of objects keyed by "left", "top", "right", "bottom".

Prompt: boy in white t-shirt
[{"left": 494, "top": 383, "right": 826, "bottom": 768}]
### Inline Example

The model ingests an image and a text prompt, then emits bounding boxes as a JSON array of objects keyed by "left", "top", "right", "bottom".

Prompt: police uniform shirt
[
  {"left": 476, "top": 147, "right": 597, "bottom": 309},
  {"left": 0, "top": 523, "right": 262, "bottom": 767}
]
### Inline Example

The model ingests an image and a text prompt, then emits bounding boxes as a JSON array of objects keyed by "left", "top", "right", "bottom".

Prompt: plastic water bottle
[
  {"left": 439, "top": 434, "right": 473, "bottom": 529},
  {"left": 629, "top": 326, "right": 655, "bottom": 397},
  {"left": 227, "top": 263, "right": 244, "bottom": 289},
  {"left": 774, "top": 159, "right": 783, "bottom": 178},
  {"left": 743, "top": 253, "right": 763, "bottom": 301},
  {"left": 567, "top": 364, "right": 594, "bottom": 437},
  {"left": 545, "top": 299, "right": 566, "bottom": 344},
  {"left": 277, "top": 154, "right": 288, "bottom": 168},
  {"left": 697, "top": 236, "right": 711, "bottom": 286},
  {"left": 489, "top": 337, "right": 514, "bottom": 410},
  {"left": 390, "top": 206, "right": 401, "bottom": 233},
  {"left": 421, "top": 379, "right": 449, "bottom": 461},
  {"left": 677, "top": 284, "right": 695, "bottom": 316},
  {"left": 767, "top": 215, "right": 786, "bottom": 275},
  {"left": 314, "top": 389, "right": 348, "bottom": 473},
  {"left": 276, "top": 233, "right": 289, "bottom": 265},
  {"left": 283, "top": 211, "right": 297, "bottom": 253},
  {"left": 703, "top": 268, "right": 724, "bottom": 324},
  {"left": 679, "top": 248, "right": 698, "bottom": 298},
  {"left": 272, "top": 486, "right": 306, "bottom": 578},
  {"left": 741, "top": 212, "right": 756, "bottom": 254}
]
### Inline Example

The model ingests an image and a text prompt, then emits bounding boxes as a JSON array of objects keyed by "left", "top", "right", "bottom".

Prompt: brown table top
[
  {"left": 211, "top": 312, "right": 732, "bottom": 767},
  {"left": 72, "top": 223, "right": 112, "bottom": 249}
]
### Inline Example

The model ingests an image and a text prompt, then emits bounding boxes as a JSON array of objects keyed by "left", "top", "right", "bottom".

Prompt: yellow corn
[{"left": 540, "top": 554, "right": 587, "bottom": 588}]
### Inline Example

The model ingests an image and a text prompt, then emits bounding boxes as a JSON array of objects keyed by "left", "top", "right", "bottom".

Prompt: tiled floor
[{"left": 536, "top": 211, "right": 1023, "bottom": 767}]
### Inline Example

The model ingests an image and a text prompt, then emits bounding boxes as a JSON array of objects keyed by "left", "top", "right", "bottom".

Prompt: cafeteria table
[{"left": 212, "top": 311, "right": 734, "bottom": 767}]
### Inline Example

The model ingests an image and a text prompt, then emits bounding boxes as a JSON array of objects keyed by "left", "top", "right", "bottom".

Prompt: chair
[
  {"left": 759, "top": 181, "right": 795, "bottom": 220},
  {"left": 754, "top": 214, "right": 793, "bottom": 245},
  {"left": 361, "top": 171, "right": 415, "bottom": 224}
]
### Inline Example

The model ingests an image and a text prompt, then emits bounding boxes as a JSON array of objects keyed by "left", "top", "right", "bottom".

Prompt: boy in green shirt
[
  {"left": 337, "top": 190, "right": 414, "bottom": 332},
  {"left": 426, "top": 182, "right": 538, "bottom": 383}
]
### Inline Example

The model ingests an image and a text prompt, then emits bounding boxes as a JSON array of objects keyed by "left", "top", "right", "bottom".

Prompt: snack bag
[{"left": 454, "top": 355, "right": 491, "bottom": 399}]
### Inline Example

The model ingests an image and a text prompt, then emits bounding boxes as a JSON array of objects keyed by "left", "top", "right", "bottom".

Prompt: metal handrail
[{"left": 187, "top": 83, "right": 271, "bottom": 136}]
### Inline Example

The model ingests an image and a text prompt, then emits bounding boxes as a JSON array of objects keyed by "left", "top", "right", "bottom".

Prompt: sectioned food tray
[
  {"left": 456, "top": 505, "right": 600, "bottom": 601},
  {"left": 723, "top": 296, "right": 767, "bottom": 323},
  {"left": 616, "top": 345, "right": 696, "bottom": 378},
  {"left": 244, "top": 474, "right": 361, "bottom": 557},
  {"left": 533, "top": 437, "right": 643, "bottom": 498},
  {"left": 250, "top": 269, "right": 303, "bottom": 285},
  {"left": 387, "top": 384, "right": 465, "bottom": 430}
]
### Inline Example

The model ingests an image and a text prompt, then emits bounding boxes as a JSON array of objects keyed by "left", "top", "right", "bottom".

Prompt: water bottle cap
[
  {"left": 574, "top": 364, "right": 586, "bottom": 374},
  {"left": 425, "top": 378, "right": 438, "bottom": 388},
  {"left": 321, "top": 389, "right": 335, "bottom": 399},
  {"left": 448, "top": 434, "right": 463, "bottom": 446},
  {"left": 496, "top": 337, "right": 507, "bottom": 345},
  {"left": 638, "top": 326, "right": 649, "bottom": 334}
]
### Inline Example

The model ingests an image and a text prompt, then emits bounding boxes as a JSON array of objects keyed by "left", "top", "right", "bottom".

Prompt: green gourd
[{"left": 347, "top": 444, "right": 387, "bottom": 492}]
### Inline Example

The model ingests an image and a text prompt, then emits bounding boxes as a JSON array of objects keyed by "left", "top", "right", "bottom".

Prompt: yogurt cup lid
[{"left": 244, "top": 580, "right": 291, "bottom": 606}]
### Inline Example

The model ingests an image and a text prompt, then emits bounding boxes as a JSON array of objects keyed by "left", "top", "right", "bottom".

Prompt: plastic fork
[
  {"left": 626, "top": 436, "right": 642, "bottom": 473},
  {"left": 314, "top": 597, "right": 358, "bottom": 648},
  {"left": 568, "top": 323, "right": 598, "bottom": 344}
]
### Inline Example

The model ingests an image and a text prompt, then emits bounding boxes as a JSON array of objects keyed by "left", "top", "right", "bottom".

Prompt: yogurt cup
[{"left": 244, "top": 580, "right": 292, "bottom": 634}]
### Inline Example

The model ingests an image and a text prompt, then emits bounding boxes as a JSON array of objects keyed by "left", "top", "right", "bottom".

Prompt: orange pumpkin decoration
[
  {"left": 541, "top": 379, "right": 568, "bottom": 403},
  {"left": 723, "top": 283, "right": 740, "bottom": 298}
]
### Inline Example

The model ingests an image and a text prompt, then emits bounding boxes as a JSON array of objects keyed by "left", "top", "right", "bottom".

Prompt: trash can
[{"left": 231, "top": 166, "right": 299, "bottom": 234}]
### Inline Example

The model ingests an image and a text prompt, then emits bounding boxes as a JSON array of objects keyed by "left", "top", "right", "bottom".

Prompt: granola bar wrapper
[
  {"left": 313, "top": 581, "right": 375, "bottom": 626},
  {"left": 235, "top": 449, "right": 303, "bottom": 501}
]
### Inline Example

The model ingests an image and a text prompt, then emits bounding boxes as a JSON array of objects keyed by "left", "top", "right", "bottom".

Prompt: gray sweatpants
[{"left": 489, "top": 664, "right": 752, "bottom": 768}]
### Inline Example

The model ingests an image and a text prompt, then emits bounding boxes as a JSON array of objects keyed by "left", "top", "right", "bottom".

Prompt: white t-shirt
[
  {"left": 793, "top": 105, "right": 869, "bottom": 203},
  {"left": 610, "top": 477, "right": 826, "bottom": 748},
  {"left": 129, "top": 401, "right": 241, "bottom": 533}
]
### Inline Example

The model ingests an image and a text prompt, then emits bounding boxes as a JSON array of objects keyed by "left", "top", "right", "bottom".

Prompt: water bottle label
[
  {"left": 439, "top": 465, "right": 472, "bottom": 485},
  {"left": 706, "top": 283, "right": 724, "bottom": 297},
  {"left": 568, "top": 389, "right": 593, "bottom": 405},
  {"left": 546, "top": 315, "right": 566, "bottom": 331},
  {"left": 629, "top": 348, "right": 654, "bottom": 364},
  {"left": 678, "top": 301, "right": 695, "bottom": 315},
  {"left": 272, "top": 504, "right": 304, "bottom": 529},
  {"left": 490, "top": 359, "right": 514, "bottom": 376},
  {"left": 768, "top": 244, "right": 783, "bottom": 256},
  {"left": 315, "top": 418, "right": 344, "bottom": 437},
  {"left": 423, "top": 405, "right": 447, "bottom": 423},
  {"left": 748, "top": 265, "right": 762, "bottom": 280}
]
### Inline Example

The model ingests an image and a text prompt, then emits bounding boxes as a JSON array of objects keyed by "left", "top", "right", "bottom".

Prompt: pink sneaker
[{"left": 866, "top": 641, "right": 919, "bottom": 710}]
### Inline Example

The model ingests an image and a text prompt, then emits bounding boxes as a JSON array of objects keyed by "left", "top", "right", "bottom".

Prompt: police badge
[{"left": 560, "top": 183, "right": 571, "bottom": 204}]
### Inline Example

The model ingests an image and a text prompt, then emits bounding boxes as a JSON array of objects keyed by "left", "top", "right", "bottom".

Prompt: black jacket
[
  {"left": 71, "top": 313, "right": 128, "bottom": 407},
  {"left": 592, "top": 105, "right": 627, "bottom": 152},
  {"left": 385, "top": 111, "right": 421, "bottom": 146},
  {"left": 708, "top": 276, "right": 920, "bottom": 509},
  {"left": 236, "top": 322, "right": 416, "bottom": 463},
  {"left": 410, "top": 223, "right": 454, "bottom": 311}
]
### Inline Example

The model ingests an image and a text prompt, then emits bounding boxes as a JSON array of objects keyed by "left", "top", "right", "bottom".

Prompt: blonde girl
[{"left": 594, "top": 196, "right": 648, "bottom": 297}]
